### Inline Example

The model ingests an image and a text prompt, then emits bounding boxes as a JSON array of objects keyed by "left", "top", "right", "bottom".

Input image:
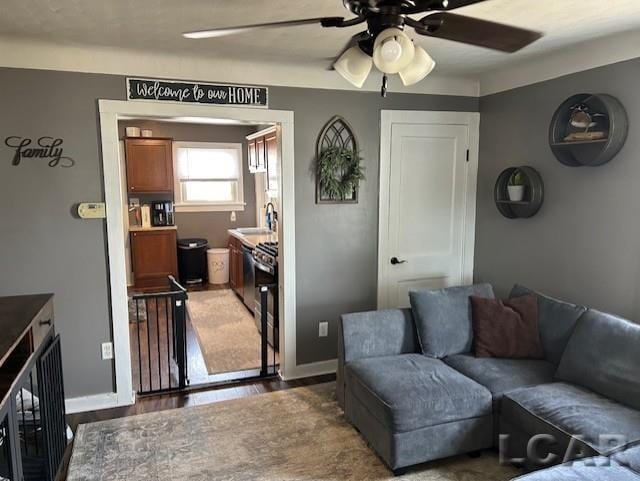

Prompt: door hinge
[{"left": 466, "top": 149, "right": 470, "bottom": 162}]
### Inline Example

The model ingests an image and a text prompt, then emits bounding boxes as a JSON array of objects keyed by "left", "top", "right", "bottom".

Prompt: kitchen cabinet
[
  {"left": 265, "top": 130, "right": 279, "bottom": 195},
  {"left": 247, "top": 128, "right": 278, "bottom": 174},
  {"left": 256, "top": 137, "right": 266, "bottom": 172},
  {"left": 248, "top": 139, "right": 258, "bottom": 172},
  {"left": 130, "top": 228, "right": 178, "bottom": 291},
  {"left": 227, "top": 236, "right": 244, "bottom": 297},
  {"left": 125, "top": 137, "right": 174, "bottom": 193},
  {"left": 0, "top": 295, "right": 67, "bottom": 481}
]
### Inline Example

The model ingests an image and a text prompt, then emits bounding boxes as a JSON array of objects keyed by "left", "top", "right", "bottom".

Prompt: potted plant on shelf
[{"left": 507, "top": 170, "right": 526, "bottom": 202}]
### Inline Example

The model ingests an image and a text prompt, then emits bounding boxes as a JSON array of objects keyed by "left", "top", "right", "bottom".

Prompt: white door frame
[
  {"left": 98, "top": 100, "right": 297, "bottom": 408},
  {"left": 377, "top": 110, "right": 480, "bottom": 309}
]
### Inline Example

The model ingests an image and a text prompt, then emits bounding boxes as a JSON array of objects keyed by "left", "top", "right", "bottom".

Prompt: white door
[{"left": 378, "top": 111, "right": 479, "bottom": 309}]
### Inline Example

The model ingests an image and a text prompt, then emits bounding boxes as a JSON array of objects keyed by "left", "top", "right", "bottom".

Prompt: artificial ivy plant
[{"left": 318, "top": 147, "right": 365, "bottom": 201}]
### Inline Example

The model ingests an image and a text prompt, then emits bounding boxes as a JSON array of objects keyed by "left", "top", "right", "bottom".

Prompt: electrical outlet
[
  {"left": 230, "top": 211, "right": 237, "bottom": 222},
  {"left": 101, "top": 342, "right": 113, "bottom": 360},
  {"left": 318, "top": 321, "right": 329, "bottom": 338}
]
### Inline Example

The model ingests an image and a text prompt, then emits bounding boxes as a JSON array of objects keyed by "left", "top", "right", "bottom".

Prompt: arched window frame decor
[{"left": 315, "top": 116, "right": 362, "bottom": 204}]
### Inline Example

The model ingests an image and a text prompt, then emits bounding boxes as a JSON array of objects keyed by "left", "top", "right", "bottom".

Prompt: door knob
[{"left": 390, "top": 257, "right": 407, "bottom": 265}]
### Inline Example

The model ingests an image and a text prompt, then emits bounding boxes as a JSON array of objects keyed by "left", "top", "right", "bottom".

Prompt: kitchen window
[{"left": 173, "top": 142, "right": 244, "bottom": 212}]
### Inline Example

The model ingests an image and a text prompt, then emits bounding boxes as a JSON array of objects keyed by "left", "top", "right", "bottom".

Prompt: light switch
[{"left": 230, "top": 211, "right": 237, "bottom": 222}]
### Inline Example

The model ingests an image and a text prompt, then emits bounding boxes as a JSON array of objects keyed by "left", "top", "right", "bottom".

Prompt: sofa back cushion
[
  {"left": 556, "top": 309, "right": 640, "bottom": 411},
  {"left": 340, "top": 308, "right": 418, "bottom": 364},
  {"left": 409, "top": 283, "right": 494, "bottom": 358},
  {"left": 510, "top": 284, "right": 586, "bottom": 365}
]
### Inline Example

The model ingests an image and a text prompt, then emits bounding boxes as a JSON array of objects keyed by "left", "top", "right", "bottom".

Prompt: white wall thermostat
[{"left": 78, "top": 202, "right": 106, "bottom": 219}]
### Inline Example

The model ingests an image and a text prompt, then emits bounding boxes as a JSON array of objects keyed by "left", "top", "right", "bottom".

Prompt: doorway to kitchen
[
  {"left": 99, "top": 101, "right": 296, "bottom": 408},
  {"left": 119, "top": 118, "right": 281, "bottom": 392}
]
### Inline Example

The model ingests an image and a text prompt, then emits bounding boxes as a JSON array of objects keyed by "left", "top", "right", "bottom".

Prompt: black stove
[
  {"left": 253, "top": 241, "right": 278, "bottom": 274},
  {"left": 252, "top": 241, "right": 279, "bottom": 349}
]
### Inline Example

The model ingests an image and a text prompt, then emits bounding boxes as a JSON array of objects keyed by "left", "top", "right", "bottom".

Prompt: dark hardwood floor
[{"left": 62, "top": 373, "right": 335, "bottom": 480}]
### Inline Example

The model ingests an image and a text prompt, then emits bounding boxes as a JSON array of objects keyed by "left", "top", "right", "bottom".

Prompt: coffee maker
[{"left": 151, "top": 201, "right": 174, "bottom": 226}]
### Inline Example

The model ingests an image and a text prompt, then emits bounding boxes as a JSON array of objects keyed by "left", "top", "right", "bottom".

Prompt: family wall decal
[{"left": 4, "top": 136, "right": 75, "bottom": 168}]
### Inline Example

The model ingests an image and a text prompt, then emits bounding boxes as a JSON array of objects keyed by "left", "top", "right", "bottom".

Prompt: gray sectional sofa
[{"left": 337, "top": 283, "right": 640, "bottom": 479}]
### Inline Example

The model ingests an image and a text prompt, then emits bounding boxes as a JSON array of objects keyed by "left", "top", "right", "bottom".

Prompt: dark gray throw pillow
[
  {"left": 556, "top": 309, "right": 640, "bottom": 411},
  {"left": 509, "top": 284, "right": 586, "bottom": 365},
  {"left": 409, "top": 283, "right": 494, "bottom": 359}
]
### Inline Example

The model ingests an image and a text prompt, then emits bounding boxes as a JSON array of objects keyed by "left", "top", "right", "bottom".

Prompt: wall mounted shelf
[
  {"left": 494, "top": 166, "right": 544, "bottom": 219},
  {"left": 549, "top": 93, "right": 628, "bottom": 167}
]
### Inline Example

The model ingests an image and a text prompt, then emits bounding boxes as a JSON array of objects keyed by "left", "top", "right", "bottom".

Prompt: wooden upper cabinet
[
  {"left": 265, "top": 131, "right": 279, "bottom": 194},
  {"left": 256, "top": 137, "right": 266, "bottom": 172},
  {"left": 125, "top": 138, "right": 174, "bottom": 193},
  {"left": 248, "top": 129, "right": 276, "bottom": 174},
  {"left": 248, "top": 139, "right": 258, "bottom": 173}
]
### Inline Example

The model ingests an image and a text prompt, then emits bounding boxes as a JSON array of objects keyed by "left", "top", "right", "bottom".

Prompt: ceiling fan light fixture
[
  {"left": 399, "top": 45, "right": 436, "bottom": 86},
  {"left": 379, "top": 37, "right": 403, "bottom": 63},
  {"left": 373, "top": 28, "right": 415, "bottom": 74},
  {"left": 333, "top": 46, "right": 373, "bottom": 88}
]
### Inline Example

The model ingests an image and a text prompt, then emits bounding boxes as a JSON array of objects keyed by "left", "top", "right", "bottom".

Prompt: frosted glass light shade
[
  {"left": 399, "top": 46, "right": 436, "bottom": 86},
  {"left": 373, "top": 28, "right": 415, "bottom": 74},
  {"left": 333, "top": 46, "right": 373, "bottom": 88}
]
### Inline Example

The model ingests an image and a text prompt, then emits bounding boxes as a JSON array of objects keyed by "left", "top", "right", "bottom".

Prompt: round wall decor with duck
[
  {"left": 549, "top": 93, "right": 628, "bottom": 167},
  {"left": 316, "top": 116, "right": 364, "bottom": 204}
]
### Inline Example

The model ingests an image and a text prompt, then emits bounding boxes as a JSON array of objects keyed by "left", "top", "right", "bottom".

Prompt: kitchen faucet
[{"left": 265, "top": 202, "right": 276, "bottom": 232}]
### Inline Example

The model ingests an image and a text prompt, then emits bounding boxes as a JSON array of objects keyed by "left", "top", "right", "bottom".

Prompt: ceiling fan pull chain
[{"left": 381, "top": 75, "right": 388, "bottom": 98}]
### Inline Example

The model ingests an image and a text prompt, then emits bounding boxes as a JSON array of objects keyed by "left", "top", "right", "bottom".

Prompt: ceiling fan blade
[
  {"left": 183, "top": 17, "right": 345, "bottom": 39},
  {"left": 414, "top": 12, "right": 542, "bottom": 53},
  {"left": 404, "top": 0, "right": 489, "bottom": 14},
  {"left": 440, "top": 0, "right": 492, "bottom": 9}
]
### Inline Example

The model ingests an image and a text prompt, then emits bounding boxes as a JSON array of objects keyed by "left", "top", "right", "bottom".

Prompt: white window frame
[{"left": 172, "top": 141, "right": 245, "bottom": 212}]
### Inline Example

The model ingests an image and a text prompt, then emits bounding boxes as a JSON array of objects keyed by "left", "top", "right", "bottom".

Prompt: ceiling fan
[{"left": 183, "top": 0, "right": 542, "bottom": 96}]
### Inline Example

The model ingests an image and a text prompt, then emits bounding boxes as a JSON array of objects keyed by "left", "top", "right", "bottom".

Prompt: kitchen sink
[{"left": 234, "top": 227, "right": 273, "bottom": 236}]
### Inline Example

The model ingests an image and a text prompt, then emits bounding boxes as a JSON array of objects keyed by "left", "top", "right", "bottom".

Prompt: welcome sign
[{"left": 127, "top": 78, "right": 268, "bottom": 108}]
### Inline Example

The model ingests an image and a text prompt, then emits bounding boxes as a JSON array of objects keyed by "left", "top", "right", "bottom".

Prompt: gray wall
[
  {"left": 0, "top": 70, "right": 122, "bottom": 397},
  {"left": 118, "top": 120, "right": 258, "bottom": 247},
  {"left": 0, "top": 66, "right": 477, "bottom": 397},
  {"left": 475, "top": 57, "right": 640, "bottom": 320}
]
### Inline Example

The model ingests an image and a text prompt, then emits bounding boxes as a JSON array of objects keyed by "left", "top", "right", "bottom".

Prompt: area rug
[
  {"left": 67, "top": 383, "right": 520, "bottom": 481},
  {"left": 187, "top": 289, "right": 277, "bottom": 374}
]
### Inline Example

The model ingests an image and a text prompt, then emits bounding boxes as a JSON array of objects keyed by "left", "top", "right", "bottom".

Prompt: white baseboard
[
  {"left": 282, "top": 358, "right": 337, "bottom": 381},
  {"left": 65, "top": 391, "right": 135, "bottom": 414}
]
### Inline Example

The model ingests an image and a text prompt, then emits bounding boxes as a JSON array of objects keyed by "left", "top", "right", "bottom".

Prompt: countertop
[
  {"left": 129, "top": 225, "right": 178, "bottom": 232},
  {"left": 228, "top": 229, "right": 277, "bottom": 249}
]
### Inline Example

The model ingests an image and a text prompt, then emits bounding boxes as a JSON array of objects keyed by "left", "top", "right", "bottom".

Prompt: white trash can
[{"left": 207, "top": 248, "right": 230, "bottom": 285}]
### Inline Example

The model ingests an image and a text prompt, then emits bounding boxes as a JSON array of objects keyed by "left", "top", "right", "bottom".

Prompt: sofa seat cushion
[
  {"left": 444, "top": 354, "right": 556, "bottom": 403},
  {"left": 556, "top": 309, "right": 640, "bottom": 412},
  {"left": 511, "top": 457, "right": 640, "bottom": 481},
  {"left": 345, "top": 354, "right": 492, "bottom": 433},
  {"left": 502, "top": 383, "right": 640, "bottom": 454}
]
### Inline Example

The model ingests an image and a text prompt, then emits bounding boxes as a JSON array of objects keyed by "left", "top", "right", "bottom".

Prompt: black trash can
[{"left": 177, "top": 238, "right": 209, "bottom": 285}]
